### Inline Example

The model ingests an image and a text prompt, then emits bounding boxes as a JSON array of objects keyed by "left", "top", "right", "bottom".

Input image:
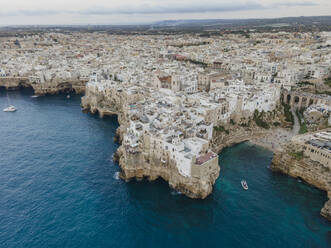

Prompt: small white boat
[
  {"left": 66, "top": 95, "right": 70, "bottom": 99},
  {"left": 241, "top": 180, "right": 248, "bottom": 190},
  {"left": 3, "top": 105, "right": 17, "bottom": 112},
  {"left": 31, "top": 95, "right": 39, "bottom": 98}
]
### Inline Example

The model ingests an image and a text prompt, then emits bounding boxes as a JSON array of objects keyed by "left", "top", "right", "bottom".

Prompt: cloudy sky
[{"left": 0, "top": 0, "right": 330, "bottom": 25}]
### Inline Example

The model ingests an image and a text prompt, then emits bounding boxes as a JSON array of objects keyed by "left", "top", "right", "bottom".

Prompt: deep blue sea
[{"left": 1, "top": 89, "right": 331, "bottom": 248}]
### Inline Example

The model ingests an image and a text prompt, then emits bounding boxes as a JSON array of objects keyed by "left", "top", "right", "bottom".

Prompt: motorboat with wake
[
  {"left": 3, "top": 105, "right": 17, "bottom": 112},
  {"left": 3, "top": 93, "right": 17, "bottom": 112},
  {"left": 241, "top": 180, "right": 248, "bottom": 190}
]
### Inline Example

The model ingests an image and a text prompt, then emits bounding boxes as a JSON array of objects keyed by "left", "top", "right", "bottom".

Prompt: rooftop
[{"left": 196, "top": 152, "right": 217, "bottom": 165}]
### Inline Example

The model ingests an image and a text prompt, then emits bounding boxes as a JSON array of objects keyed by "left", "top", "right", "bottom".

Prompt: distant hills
[
  {"left": 152, "top": 16, "right": 331, "bottom": 28},
  {"left": 1, "top": 16, "right": 330, "bottom": 34}
]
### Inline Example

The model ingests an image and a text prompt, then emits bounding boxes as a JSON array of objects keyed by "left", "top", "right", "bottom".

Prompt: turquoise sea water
[{"left": 0, "top": 90, "right": 330, "bottom": 248}]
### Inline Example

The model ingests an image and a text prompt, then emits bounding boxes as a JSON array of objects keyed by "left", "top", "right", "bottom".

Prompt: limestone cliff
[
  {"left": 271, "top": 144, "right": 331, "bottom": 221},
  {"left": 116, "top": 144, "right": 220, "bottom": 199},
  {"left": 211, "top": 106, "right": 290, "bottom": 153},
  {"left": 2, "top": 77, "right": 296, "bottom": 200},
  {"left": 81, "top": 82, "right": 296, "bottom": 199},
  {"left": 81, "top": 83, "right": 220, "bottom": 199},
  {"left": 0, "top": 77, "right": 87, "bottom": 95},
  {"left": 212, "top": 126, "right": 270, "bottom": 153}
]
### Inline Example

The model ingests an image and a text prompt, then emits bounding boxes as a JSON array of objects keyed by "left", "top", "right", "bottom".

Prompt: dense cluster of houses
[{"left": 1, "top": 30, "right": 331, "bottom": 178}]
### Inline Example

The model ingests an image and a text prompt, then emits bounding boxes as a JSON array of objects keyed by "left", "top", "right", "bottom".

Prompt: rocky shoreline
[
  {"left": 271, "top": 142, "right": 331, "bottom": 221},
  {"left": 73, "top": 87, "right": 331, "bottom": 220},
  {"left": 80, "top": 85, "right": 221, "bottom": 198},
  {"left": 80, "top": 81, "right": 297, "bottom": 199},
  {"left": 2, "top": 73, "right": 298, "bottom": 201},
  {"left": 3, "top": 79, "right": 330, "bottom": 220},
  {"left": 0, "top": 77, "right": 87, "bottom": 95},
  {"left": 0, "top": 78, "right": 292, "bottom": 200}
]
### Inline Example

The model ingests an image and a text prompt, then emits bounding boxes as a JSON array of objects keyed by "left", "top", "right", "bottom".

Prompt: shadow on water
[
  {"left": 0, "top": 85, "right": 34, "bottom": 93},
  {"left": 125, "top": 178, "right": 215, "bottom": 228},
  {"left": 0, "top": 86, "right": 32, "bottom": 96},
  {"left": 85, "top": 165, "right": 216, "bottom": 232}
]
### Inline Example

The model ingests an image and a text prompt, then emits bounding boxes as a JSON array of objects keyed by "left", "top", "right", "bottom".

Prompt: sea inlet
[{"left": 1, "top": 90, "right": 331, "bottom": 248}]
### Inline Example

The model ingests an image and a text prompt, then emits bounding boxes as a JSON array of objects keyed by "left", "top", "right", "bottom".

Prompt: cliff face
[
  {"left": 117, "top": 145, "right": 220, "bottom": 199},
  {"left": 81, "top": 85, "right": 220, "bottom": 199},
  {"left": 3, "top": 78, "right": 299, "bottom": 202},
  {"left": 211, "top": 127, "right": 269, "bottom": 153},
  {"left": 32, "top": 80, "right": 86, "bottom": 95},
  {"left": 211, "top": 107, "right": 289, "bottom": 153},
  {"left": 0, "top": 77, "right": 87, "bottom": 95},
  {"left": 271, "top": 147, "right": 331, "bottom": 221},
  {"left": 81, "top": 82, "right": 301, "bottom": 199},
  {"left": 4, "top": 76, "right": 311, "bottom": 204}
]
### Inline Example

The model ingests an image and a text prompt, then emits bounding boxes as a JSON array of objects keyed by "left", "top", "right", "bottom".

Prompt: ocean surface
[{"left": 1, "top": 89, "right": 331, "bottom": 248}]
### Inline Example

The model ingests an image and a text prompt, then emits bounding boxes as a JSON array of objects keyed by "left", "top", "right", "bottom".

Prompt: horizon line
[{"left": 0, "top": 14, "right": 330, "bottom": 27}]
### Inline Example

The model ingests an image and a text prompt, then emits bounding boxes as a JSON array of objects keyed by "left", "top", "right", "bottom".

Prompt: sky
[{"left": 0, "top": 0, "right": 330, "bottom": 25}]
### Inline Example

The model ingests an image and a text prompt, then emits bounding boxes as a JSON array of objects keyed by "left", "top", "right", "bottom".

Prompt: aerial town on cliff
[{"left": 0, "top": 29, "right": 331, "bottom": 220}]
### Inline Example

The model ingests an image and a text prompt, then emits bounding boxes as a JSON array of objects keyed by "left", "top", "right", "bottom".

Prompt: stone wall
[
  {"left": 191, "top": 156, "right": 219, "bottom": 180},
  {"left": 281, "top": 89, "right": 331, "bottom": 109}
]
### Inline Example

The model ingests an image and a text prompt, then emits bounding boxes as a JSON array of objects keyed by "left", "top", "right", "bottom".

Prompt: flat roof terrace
[{"left": 195, "top": 152, "right": 217, "bottom": 165}]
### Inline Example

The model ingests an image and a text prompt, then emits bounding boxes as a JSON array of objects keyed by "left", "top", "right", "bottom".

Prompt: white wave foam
[
  {"left": 171, "top": 190, "right": 182, "bottom": 196},
  {"left": 113, "top": 172, "right": 120, "bottom": 180}
]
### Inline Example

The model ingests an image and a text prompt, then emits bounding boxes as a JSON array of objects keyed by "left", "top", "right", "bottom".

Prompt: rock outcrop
[
  {"left": 81, "top": 82, "right": 221, "bottom": 199},
  {"left": 0, "top": 77, "right": 87, "bottom": 95},
  {"left": 81, "top": 81, "right": 293, "bottom": 199},
  {"left": 211, "top": 106, "right": 291, "bottom": 153},
  {"left": 3, "top": 77, "right": 300, "bottom": 201},
  {"left": 212, "top": 127, "right": 270, "bottom": 153},
  {"left": 116, "top": 144, "right": 220, "bottom": 199}
]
